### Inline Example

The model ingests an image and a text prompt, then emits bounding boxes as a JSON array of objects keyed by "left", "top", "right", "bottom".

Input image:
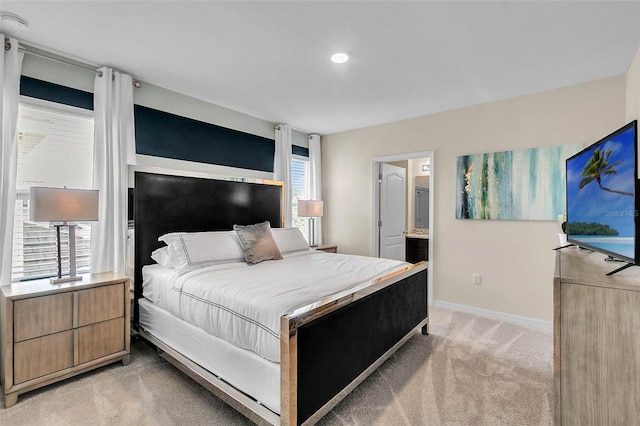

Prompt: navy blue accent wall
[
  {"left": 134, "top": 105, "right": 275, "bottom": 173},
  {"left": 20, "top": 77, "right": 277, "bottom": 173},
  {"left": 292, "top": 145, "right": 309, "bottom": 157},
  {"left": 20, "top": 76, "right": 94, "bottom": 110}
]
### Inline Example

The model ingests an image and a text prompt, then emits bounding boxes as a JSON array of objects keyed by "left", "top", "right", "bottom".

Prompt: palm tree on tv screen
[{"left": 579, "top": 148, "right": 632, "bottom": 196}]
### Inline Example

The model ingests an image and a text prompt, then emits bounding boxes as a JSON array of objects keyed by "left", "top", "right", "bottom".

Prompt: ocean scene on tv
[{"left": 566, "top": 126, "right": 636, "bottom": 260}]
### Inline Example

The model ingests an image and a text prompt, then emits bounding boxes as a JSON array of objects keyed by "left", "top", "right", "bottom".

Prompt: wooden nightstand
[
  {"left": 0, "top": 272, "right": 130, "bottom": 408},
  {"left": 315, "top": 244, "right": 337, "bottom": 253}
]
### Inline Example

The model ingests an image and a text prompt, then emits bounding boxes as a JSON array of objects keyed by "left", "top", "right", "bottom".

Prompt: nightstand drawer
[
  {"left": 14, "top": 330, "right": 74, "bottom": 384},
  {"left": 2, "top": 272, "right": 131, "bottom": 408},
  {"left": 14, "top": 293, "right": 74, "bottom": 342},
  {"left": 78, "top": 283, "right": 125, "bottom": 326},
  {"left": 77, "top": 317, "right": 125, "bottom": 364}
]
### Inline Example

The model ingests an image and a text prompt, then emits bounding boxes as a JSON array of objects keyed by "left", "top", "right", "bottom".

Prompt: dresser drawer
[
  {"left": 77, "top": 283, "right": 125, "bottom": 326},
  {"left": 14, "top": 293, "right": 74, "bottom": 342},
  {"left": 13, "top": 330, "right": 74, "bottom": 384},
  {"left": 77, "top": 317, "right": 125, "bottom": 364}
]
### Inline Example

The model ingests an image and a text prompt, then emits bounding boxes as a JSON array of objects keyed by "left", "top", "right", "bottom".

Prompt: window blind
[{"left": 12, "top": 101, "right": 94, "bottom": 281}]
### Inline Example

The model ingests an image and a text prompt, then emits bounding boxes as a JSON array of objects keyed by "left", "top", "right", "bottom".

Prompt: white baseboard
[{"left": 432, "top": 300, "right": 552, "bottom": 331}]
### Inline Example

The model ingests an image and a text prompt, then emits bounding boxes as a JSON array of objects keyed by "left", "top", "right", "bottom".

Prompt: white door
[{"left": 379, "top": 163, "right": 406, "bottom": 260}]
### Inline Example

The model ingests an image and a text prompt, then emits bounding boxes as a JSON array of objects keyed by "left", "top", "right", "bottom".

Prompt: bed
[{"left": 133, "top": 171, "right": 429, "bottom": 425}]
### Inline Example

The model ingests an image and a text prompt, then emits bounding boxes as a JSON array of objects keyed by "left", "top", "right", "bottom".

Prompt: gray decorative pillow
[{"left": 233, "top": 221, "right": 283, "bottom": 265}]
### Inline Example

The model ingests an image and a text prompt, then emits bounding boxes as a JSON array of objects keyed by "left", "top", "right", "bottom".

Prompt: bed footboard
[{"left": 281, "top": 262, "right": 428, "bottom": 425}]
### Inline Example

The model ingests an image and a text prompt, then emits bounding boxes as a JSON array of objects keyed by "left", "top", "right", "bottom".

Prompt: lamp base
[
  {"left": 50, "top": 275, "right": 82, "bottom": 284},
  {"left": 308, "top": 217, "right": 317, "bottom": 247},
  {"left": 51, "top": 223, "right": 82, "bottom": 285}
]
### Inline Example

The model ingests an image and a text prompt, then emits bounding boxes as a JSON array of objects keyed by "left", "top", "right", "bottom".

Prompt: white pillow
[
  {"left": 151, "top": 246, "right": 174, "bottom": 269},
  {"left": 158, "top": 231, "right": 245, "bottom": 274},
  {"left": 271, "top": 227, "right": 310, "bottom": 254}
]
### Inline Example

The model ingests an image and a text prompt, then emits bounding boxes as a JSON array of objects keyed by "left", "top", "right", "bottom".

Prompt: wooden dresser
[
  {"left": 1, "top": 272, "right": 130, "bottom": 408},
  {"left": 315, "top": 244, "right": 337, "bottom": 253},
  {"left": 554, "top": 249, "right": 640, "bottom": 425}
]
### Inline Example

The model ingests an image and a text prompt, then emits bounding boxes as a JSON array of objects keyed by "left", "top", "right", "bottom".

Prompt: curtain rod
[
  {"left": 5, "top": 37, "right": 142, "bottom": 87},
  {"left": 275, "top": 124, "right": 314, "bottom": 135}
]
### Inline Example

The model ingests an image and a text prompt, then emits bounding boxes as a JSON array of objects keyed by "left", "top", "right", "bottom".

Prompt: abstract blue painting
[{"left": 456, "top": 143, "right": 584, "bottom": 220}]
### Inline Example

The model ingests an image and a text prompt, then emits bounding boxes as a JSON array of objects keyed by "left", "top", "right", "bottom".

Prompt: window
[
  {"left": 291, "top": 156, "right": 310, "bottom": 241},
  {"left": 12, "top": 98, "right": 95, "bottom": 281}
]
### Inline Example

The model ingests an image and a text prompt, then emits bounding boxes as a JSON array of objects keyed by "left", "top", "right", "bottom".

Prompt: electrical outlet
[{"left": 472, "top": 274, "right": 481, "bottom": 285}]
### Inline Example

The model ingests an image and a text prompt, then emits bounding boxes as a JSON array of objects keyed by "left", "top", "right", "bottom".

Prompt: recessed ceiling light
[
  {"left": 1, "top": 13, "right": 29, "bottom": 31},
  {"left": 331, "top": 51, "right": 350, "bottom": 64}
]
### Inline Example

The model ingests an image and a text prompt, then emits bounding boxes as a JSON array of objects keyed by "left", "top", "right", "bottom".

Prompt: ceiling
[{"left": 1, "top": 1, "right": 640, "bottom": 135}]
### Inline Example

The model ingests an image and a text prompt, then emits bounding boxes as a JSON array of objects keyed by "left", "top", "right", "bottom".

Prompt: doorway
[{"left": 372, "top": 151, "right": 434, "bottom": 306}]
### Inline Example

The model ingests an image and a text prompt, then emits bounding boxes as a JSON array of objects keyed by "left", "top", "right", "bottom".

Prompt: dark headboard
[{"left": 133, "top": 172, "right": 283, "bottom": 327}]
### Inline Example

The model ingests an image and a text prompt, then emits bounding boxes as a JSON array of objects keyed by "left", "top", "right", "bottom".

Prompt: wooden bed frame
[{"left": 133, "top": 171, "right": 428, "bottom": 425}]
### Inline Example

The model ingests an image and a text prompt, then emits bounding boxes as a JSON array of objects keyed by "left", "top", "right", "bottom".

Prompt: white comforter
[{"left": 142, "top": 250, "right": 409, "bottom": 362}]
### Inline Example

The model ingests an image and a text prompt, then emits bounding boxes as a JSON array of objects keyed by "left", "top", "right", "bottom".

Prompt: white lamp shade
[
  {"left": 298, "top": 200, "right": 323, "bottom": 218},
  {"left": 30, "top": 187, "right": 99, "bottom": 222}
]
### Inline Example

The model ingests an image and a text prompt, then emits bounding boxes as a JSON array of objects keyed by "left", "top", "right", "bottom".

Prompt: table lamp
[
  {"left": 29, "top": 187, "right": 99, "bottom": 283},
  {"left": 297, "top": 200, "right": 323, "bottom": 247}
]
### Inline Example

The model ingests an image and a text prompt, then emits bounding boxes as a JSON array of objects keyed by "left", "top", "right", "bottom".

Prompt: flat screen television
[{"left": 565, "top": 120, "right": 638, "bottom": 275}]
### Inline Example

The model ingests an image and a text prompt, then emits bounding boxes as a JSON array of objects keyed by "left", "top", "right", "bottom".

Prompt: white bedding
[
  {"left": 142, "top": 250, "right": 409, "bottom": 362},
  {"left": 139, "top": 298, "right": 281, "bottom": 414}
]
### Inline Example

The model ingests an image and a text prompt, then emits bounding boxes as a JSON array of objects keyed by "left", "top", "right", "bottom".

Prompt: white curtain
[
  {"left": 0, "top": 36, "right": 24, "bottom": 284},
  {"left": 91, "top": 67, "right": 135, "bottom": 274},
  {"left": 274, "top": 124, "right": 292, "bottom": 227},
  {"left": 309, "top": 134, "right": 323, "bottom": 245}
]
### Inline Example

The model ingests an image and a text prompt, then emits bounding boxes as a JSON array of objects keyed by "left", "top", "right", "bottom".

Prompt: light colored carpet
[{"left": 0, "top": 306, "right": 553, "bottom": 425}]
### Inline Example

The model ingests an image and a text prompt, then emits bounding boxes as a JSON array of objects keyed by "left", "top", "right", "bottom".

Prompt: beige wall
[
  {"left": 627, "top": 47, "right": 640, "bottom": 123},
  {"left": 322, "top": 76, "right": 626, "bottom": 321},
  {"left": 628, "top": 47, "right": 640, "bottom": 175}
]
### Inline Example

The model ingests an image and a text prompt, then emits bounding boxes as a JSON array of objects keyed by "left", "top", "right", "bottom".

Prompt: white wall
[
  {"left": 322, "top": 76, "right": 626, "bottom": 322},
  {"left": 21, "top": 54, "right": 94, "bottom": 92}
]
